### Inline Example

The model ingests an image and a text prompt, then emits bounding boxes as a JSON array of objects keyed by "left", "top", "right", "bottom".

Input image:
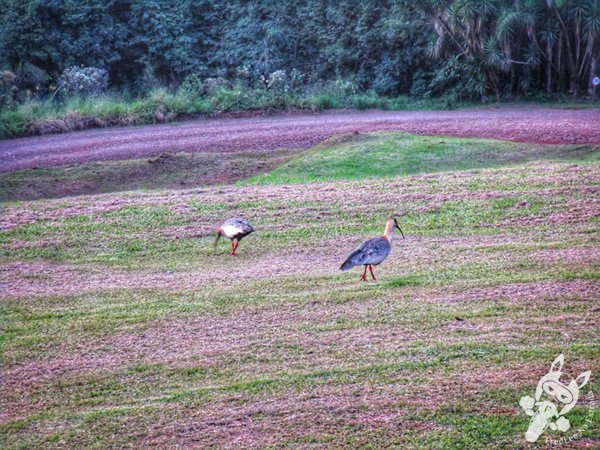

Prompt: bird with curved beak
[
  {"left": 340, "top": 217, "right": 404, "bottom": 281},
  {"left": 215, "top": 218, "right": 254, "bottom": 256}
]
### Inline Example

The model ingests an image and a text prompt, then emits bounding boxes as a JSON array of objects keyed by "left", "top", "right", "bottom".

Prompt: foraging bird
[
  {"left": 215, "top": 218, "right": 254, "bottom": 256},
  {"left": 340, "top": 217, "right": 404, "bottom": 281}
]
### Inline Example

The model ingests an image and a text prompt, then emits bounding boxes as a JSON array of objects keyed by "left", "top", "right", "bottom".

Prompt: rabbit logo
[{"left": 519, "top": 354, "right": 591, "bottom": 443}]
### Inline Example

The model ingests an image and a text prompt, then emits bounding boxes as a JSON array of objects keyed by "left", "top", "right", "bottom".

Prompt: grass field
[{"left": 1, "top": 132, "right": 599, "bottom": 447}]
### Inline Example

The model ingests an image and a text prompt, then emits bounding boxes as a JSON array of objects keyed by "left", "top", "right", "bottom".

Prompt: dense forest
[{"left": 1, "top": 0, "right": 599, "bottom": 111}]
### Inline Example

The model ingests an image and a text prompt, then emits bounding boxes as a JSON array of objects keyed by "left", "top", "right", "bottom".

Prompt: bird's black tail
[
  {"left": 339, "top": 258, "right": 356, "bottom": 272},
  {"left": 340, "top": 248, "right": 363, "bottom": 271}
]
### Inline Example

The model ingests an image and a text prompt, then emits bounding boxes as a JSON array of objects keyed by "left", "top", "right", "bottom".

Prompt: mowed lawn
[{"left": 1, "top": 132, "right": 599, "bottom": 448}]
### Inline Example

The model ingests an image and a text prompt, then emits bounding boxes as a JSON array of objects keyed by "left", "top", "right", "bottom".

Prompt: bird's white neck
[
  {"left": 384, "top": 230, "right": 395, "bottom": 243},
  {"left": 383, "top": 221, "right": 395, "bottom": 243}
]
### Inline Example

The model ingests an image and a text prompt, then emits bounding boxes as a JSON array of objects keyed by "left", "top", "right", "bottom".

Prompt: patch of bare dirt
[
  {"left": 432, "top": 280, "right": 600, "bottom": 304},
  {"left": 2, "top": 108, "right": 600, "bottom": 173},
  {"left": 499, "top": 199, "right": 600, "bottom": 227},
  {"left": 528, "top": 246, "right": 600, "bottom": 265},
  {"left": 139, "top": 385, "right": 429, "bottom": 448},
  {"left": 0, "top": 249, "right": 343, "bottom": 298}
]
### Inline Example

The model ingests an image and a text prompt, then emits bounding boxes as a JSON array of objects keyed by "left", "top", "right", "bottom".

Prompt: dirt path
[{"left": 1, "top": 107, "right": 599, "bottom": 173}]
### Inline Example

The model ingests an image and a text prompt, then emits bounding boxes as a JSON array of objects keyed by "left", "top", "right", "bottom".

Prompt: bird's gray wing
[
  {"left": 365, "top": 238, "right": 391, "bottom": 264},
  {"left": 339, "top": 238, "right": 378, "bottom": 271}
]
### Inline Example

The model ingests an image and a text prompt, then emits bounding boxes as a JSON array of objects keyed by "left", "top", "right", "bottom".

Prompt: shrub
[
  {"left": 388, "top": 96, "right": 410, "bottom": 110},
  {"left": 203, "top": 77, "right": 228, "bottom": 96},
  {"left": 310, "top": 93, "right": 338, "bottom": 110},
  {"left": 288, "top": 69, "right": 305, "bottom": 94},
  {"left": 373, "top": 56, "right": 399, "bottom": 95},
  {"left": 0, "top": 70, "right": 17, "bottom": 108},
  {"left": 410, "top": 71, "right": 431, "bottom": 97},
  {"left": 427, "top": 57, "right": 486, "bottom": 101},
  {"left": 133, "top": 66, "right": 162, "bottom": 95},
  {"left": 330, "top": 79, "right": 357, "bottom": 98},
  {"left": 311, "top": 79, "right": 357, "bottom": 106},
  {"left": 59, "top": 66, "right": 109, "bottom": 97},
  {"left": 178, "top": 74, "right": 205, "bottom": 99},
  {"left": 234, "top": 65, "right": 252, "bottom": 87},
  {"left": 352, "top": 93, "right": 384, "bottom": 110},
  {"left": 0, "top": 108, "right": 27, "bottom": 138},
  {"left": 210, "top": 83, "right": 249, "bottom": 111},
  {"left": 131, "top": 89, "right": 176, "bottom": 123},
  {"left": 265, "top": 70, "right": 286, "bottom": 90},
  {"left": 262, "top": 70, "right": 288, "bottom": 107}
]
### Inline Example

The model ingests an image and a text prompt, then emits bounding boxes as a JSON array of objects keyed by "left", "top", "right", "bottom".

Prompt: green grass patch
[{"left": 246, "top": 132, "right": 599, "bottom": 184}]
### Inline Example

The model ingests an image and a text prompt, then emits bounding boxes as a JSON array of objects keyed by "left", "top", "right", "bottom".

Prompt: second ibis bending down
[
  {"left": 215, "top": 218, "right": 254, "bottom": 256},
  {"left": 340, "top": 217, "right": 404, "bottom": 281}
]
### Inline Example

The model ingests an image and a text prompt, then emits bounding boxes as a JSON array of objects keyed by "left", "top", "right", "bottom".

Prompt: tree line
[{"left": 1, "top": 0, "right": 599, "bottom": 102}]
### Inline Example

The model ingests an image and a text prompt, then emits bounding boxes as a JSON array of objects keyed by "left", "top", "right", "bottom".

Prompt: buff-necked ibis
[
  {"left": 215, "top": 218, "right": 254, "bottom": 256},
  {"left": 340, "top": 217, "right": 404, "bottom": 281}
]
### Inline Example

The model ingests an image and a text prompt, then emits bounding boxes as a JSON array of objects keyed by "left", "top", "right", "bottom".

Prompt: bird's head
[{"left": 384, "top": 217, "right": 405, "bottom": 240}]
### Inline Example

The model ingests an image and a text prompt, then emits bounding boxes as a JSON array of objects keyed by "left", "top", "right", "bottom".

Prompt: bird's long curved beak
[{"left": 396, "top": 223, "right": 405, "bottom": 238}]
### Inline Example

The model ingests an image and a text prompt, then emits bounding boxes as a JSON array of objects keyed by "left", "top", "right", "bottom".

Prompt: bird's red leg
[
  {"left": 360, "top": 265, "right": 368, "bottom": 282},
  {"left": 229, "top": 240, "right": 236, "bottom": 256},
  {"left": 368, "top": 265, "right": 377, "bottom": 280}
]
